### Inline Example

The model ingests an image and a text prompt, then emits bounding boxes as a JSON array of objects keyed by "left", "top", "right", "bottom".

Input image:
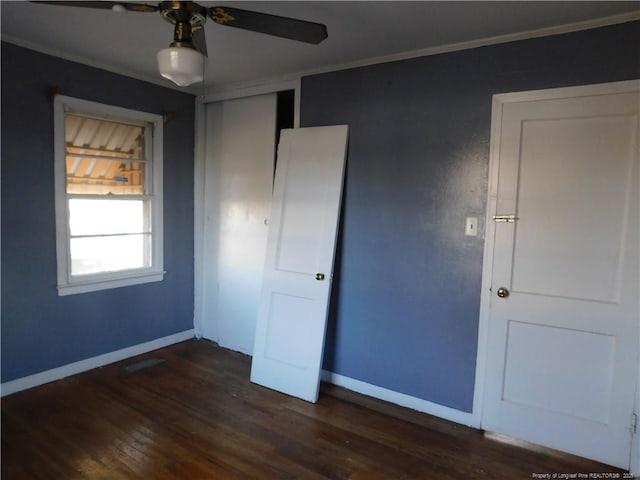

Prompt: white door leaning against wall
[{"left": 251, "top": 125, "right": 349, "bottom": 403}]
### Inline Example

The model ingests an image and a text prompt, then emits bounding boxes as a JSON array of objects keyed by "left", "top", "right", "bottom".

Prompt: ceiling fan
[{"left": 33, "top": 1, "right": 329, "bottom": 86}]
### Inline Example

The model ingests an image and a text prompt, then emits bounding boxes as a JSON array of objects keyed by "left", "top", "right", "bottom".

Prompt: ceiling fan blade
[
  {"left": 208, "top": 6, "right": 327, "bottom": 44},
  {"left": 192, "top": 27, "right": 208, "bottom": 57},
  {"left": 31, "top": 1, "right": 158, "bottom": 13}
]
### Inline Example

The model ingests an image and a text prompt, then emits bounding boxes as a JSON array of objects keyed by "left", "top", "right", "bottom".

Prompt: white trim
[
  {"left": 489, "top": 78, "right": 640, "bottom": 103},
  {"left": 205, "top": 11, "right": 640, "bottom": 96},
  {"left": 193, "top": 96, "right": 207, "bottom": 338},
  {"left": 198, "top": 101, "right": 223, "bottom": 343},
  {"left": 471, "top": 87, "right": 506, "bottom": 429},
  {"left": 57, "top": 271, "right": 165, "bottom": 296},
  {"left": 322, "top": 370, "right": 478, "bottom": 428},
  {"left": 633, "top": 402, "right": 640, "bottom": 475},
  {"left": 0, "top": 330, "right": 194, "bottom": 397},
  {"left": 293, "top": 81, "right": 301, "bottom": 128},
  {"left": 632, "top": 87, "right": 640, "bottom": 476},
  {"left": 475, "top": 79, "right": 640, "bottom": 470},
  {"left": 202, "top": 79, "right": 301, "bottom": 104}
]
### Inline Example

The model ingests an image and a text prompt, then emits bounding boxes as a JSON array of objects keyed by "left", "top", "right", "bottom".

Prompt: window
[{"left": 54, "top": 95, "right": 164, "bottom": 295}]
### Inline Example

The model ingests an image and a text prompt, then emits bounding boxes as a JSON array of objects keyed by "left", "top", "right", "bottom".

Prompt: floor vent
[{"left": 124, "top": 358, "right": 166, "bottom": 374}]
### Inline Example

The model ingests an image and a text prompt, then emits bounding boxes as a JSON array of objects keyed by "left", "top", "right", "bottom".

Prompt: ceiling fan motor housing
[{"left": 159, "top": 1, "right": 207, "bottom": 48}]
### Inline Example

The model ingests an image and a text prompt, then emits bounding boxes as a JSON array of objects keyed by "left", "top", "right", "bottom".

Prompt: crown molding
[
  {"left": 1, "top": 34, "right": 198, "bottom": 94},
  {"left": 204, "top": 10, "right": 640, "bottom": 98},
  {"left": 3, "top": 10, "right": 638, "bottom": 99}
]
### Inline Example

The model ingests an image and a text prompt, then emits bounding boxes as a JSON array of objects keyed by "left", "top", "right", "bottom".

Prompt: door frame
[{"left": 471, "top": 79, "right": 640, "bottom": 471}]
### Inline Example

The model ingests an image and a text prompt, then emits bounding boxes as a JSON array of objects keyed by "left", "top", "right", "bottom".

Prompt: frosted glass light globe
[{"left": 157, "top": 47, "right": 204, "bottom": 87}]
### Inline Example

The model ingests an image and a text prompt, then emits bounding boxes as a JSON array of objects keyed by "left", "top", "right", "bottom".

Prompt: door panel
[
  {"left": 482, "top": 81, "right": 639, "bottom": 469},
  {"left": 202, "top": 95, "right": 276, "bottom": 353},
  {"left": 274, "top": 137, "right": 334, "bottom": 272},
  {"left": 217, "top": 95, "right": 277, "bottom": 354},
  {"left": 264, "top": 292, "right": 322, "bottom": 367},
  {"left": 502, "top": 322, "right": 615, "bottom": 423},
  {"left": 512, "top": 114, "right": 634, "bottom": 302},
  {"left": 251, "top": 125, "right": 349, "bottom": 403}
]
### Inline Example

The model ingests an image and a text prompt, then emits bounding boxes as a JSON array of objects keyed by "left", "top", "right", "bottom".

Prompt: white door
[
  {"left": 250, "top": 125, "right": 349, "bottom": 403},
  {"left": 200, "top": 95, "right": 276, "bottom": 353},
  {"left": 481, "top": 81, "right": 639, "bottom": 468},
  {"left": 212, "top": 95, "right": 276, "bottom": 354}
]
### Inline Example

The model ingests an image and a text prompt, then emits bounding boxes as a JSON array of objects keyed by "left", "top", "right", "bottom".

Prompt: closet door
[{"left": 202, "top": 94, "right": 277, "bottom": 353}]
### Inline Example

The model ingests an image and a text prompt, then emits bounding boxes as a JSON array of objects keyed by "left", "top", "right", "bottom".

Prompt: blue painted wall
[
  {"left": 1, "top": 42, "right": 195, "bottom": 383},
  {"left": 301, "top": 21, "right": 640, "bottom": 412}
]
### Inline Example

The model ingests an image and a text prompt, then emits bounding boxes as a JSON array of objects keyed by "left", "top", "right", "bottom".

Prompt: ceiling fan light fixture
[
  {"left": 156, "top": 45, "right": 204, "bottom": 87},
  {"left": 33, "top": 2, "right": 328, "bottom": 86}
]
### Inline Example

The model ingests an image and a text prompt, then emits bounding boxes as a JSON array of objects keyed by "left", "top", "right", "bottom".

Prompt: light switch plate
[{"left": 465, "top": 217, "right": 478, "bottom": 236}]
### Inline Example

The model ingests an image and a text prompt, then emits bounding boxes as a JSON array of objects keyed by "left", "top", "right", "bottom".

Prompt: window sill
[{"left": 57, "top": 271, "right": 165, "bottom": 296}]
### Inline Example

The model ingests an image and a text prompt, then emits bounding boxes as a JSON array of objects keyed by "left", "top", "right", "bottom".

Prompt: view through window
[{"left": 65, "top": 115, "right": 150, "bottom": 275}]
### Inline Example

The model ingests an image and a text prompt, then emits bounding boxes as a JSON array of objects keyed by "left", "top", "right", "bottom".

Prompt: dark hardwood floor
[{"left": 1, "top": 340, "right": 628, "bottom": 479}]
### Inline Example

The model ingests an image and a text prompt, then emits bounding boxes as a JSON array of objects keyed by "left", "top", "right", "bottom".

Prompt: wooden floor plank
[{"left": 1, "top": 339, "right": 628, "bottom": 479}]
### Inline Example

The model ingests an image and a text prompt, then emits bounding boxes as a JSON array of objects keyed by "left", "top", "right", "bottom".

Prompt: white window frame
[{"left": 54, "top": 95, "right": 164, "bottom": 296}]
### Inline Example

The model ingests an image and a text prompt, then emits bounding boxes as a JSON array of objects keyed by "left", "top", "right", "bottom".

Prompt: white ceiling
[{"left": 2, "top": 1, "right": 639, "bottom": 95}]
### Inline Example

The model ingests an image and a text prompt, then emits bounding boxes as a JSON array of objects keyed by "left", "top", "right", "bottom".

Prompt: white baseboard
[
  {"left": 1, "top": 329, "right": 195, "bottom": 397},
  {"left": 321, "top": 370, "right": 479, "bottom": 428}
]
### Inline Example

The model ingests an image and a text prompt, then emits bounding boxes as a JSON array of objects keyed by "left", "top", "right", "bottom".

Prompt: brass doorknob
[
  {"left": 496, "top": 287, "right": 509, "bottom": 298},
  {"left": 315, "top": 273, "right": 325, "bottom": 281}
]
